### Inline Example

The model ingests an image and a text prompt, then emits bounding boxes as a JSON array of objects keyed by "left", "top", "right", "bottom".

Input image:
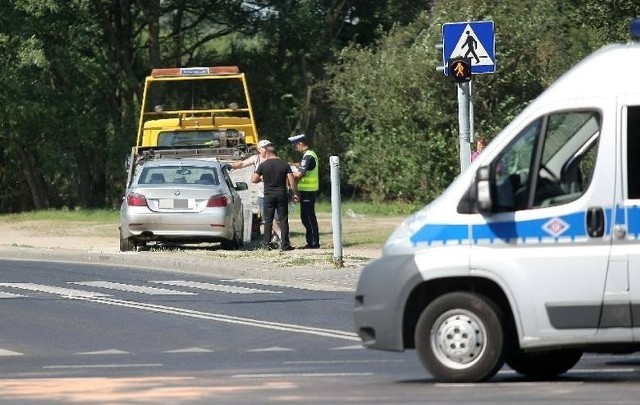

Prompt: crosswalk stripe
[
  {"left": 0, "top": 292, "right": 26, "bottom": 299},
  {"left": 246, "top": 346, "right": 294, "bottom": 352},
  {"left": 0, "top": 283, "right": 109, "bottom": 298},
  {"left": 163, "top": 347, "right": 214, "bottom": 353},
  {"left": 0, "top": 349, "right": 23, "bottom": 356},
  {"left": 151, "top": 280, "right": 281, "bottom": 294},
  {"left": 77, "top": 349, "right": 130, "bottom": 355},
  {"left": 70, "top": 281, "right": 196, "bottom": 295}
]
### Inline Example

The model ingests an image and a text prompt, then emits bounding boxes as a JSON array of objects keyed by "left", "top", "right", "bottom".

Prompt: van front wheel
[{"left": 415, "top": 292, "right": 506, "bottom": 382}]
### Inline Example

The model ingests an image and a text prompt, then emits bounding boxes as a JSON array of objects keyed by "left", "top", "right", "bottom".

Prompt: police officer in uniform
[{"left": 288, "top": 134, "right": 320, "bottom": 249}]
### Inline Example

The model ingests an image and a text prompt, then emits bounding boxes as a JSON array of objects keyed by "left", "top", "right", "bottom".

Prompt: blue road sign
[{"left": 442, "top": 21, "right": 495, "bottom": 75}]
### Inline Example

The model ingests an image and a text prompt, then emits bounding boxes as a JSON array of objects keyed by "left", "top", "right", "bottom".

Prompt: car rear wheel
[
  {"left": 415, "top": 291, "right": 506, "bottom": 382},
  {"left": 119, "top": 229, "right": 136, "bottom": 252},
  {"left": 221, "top": 220, "right": 243, "bottom": 250}
]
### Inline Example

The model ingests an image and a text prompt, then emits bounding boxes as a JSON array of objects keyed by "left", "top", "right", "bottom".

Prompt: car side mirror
[
  {"left": 235, "top": 181, "right": 249, "bottom": 191},
  {"left": 476, "top": 166, "right": 493, "bottom": 214}
]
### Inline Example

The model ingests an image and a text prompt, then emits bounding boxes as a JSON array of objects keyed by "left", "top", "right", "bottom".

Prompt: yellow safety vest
[{"left": 298, "top": 149, "right": 319, "bottom": 192}]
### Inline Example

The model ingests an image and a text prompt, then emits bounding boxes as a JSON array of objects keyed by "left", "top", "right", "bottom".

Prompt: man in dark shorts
[{"left": 252, "top": 145, "right": 298, "bottom": 251}]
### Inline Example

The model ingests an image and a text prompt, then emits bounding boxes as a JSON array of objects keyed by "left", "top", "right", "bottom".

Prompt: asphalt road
[{"left": 3, "top": 257, "right": 640, "bottom": 404}]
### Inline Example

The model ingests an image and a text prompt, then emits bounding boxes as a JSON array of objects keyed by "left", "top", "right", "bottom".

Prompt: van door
[
  {"left": 621, "top": 104, "right": 640, "bottom": 340},
  {"left": 471, "top": 103, "right": 620, "bottom": 346}
]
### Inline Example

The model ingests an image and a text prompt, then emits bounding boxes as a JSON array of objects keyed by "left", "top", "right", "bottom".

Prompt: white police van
[{"left": 354, "top": 23, "right": 640, "bottom": 382}]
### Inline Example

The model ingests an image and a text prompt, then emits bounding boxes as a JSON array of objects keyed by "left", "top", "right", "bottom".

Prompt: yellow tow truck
[{"left": 125, "top": 65, "right": 262, "bottom": 240}]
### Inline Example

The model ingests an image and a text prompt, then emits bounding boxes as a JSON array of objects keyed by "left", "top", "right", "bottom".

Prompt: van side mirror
[{"left": 476, "top": 166, "right": 493, "bottom": 213}]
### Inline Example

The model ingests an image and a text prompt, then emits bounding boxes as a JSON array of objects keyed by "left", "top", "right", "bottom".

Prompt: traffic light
[{"left": 449, "top": 57, "right": 472, "bottom": 83}]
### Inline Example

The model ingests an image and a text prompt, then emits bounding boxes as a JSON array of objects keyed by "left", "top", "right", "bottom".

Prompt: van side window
[
  {"left": 627, "top": 106, "right": 640, "bottom": 199},
  {"left": 491, "top": 111, "right": 601, "bottom": 212}
]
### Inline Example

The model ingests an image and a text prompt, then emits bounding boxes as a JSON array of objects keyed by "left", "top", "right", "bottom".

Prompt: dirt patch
[{"left": 0, "top": 214, "right": 403, "bottom": 270}]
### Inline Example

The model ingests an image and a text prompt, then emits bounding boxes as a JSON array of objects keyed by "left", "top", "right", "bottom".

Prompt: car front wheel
[{"left": 415, "top": 291, "right": 506, "bottom": 382}]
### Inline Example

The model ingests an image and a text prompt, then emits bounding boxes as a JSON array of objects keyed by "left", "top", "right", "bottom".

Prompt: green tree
[{"left": 324, "top": 0, "right": 618, "bottom": 203}]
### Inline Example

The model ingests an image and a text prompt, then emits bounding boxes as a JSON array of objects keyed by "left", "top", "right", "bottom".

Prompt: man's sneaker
[
  {"left": 281, "top": 245, "right": 295, "bottom": 251},
  {"left": 299, "top": 244, "right": 320, "bottom": 249}
]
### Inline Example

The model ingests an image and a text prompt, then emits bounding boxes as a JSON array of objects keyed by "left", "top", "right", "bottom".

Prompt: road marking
[
  {"left": 284, "top": 359, "right": 403, "bottom": 365},
  {"left": 0, "top": 283, "right": 109, "bottom": 298},
  {"left": 331, "top": 345, "right": 364, "bottom": 350},
  {"left": 163, "top": 347, "right": 214, "bottom": 353},
  {"left": 225, "top": 278, "right": 307, "bottom": 290},
  {"left": 436, "top": 381, "right": 585, "bottom": 387},
  {"left": 497, "top": 368, "right": 636, "bottom": 376},
  {"left": 76, "top": 349, "right": 130, "bottom": 355},
  {"left": 0, "top": 292, "right": 26, "bottom": 299},
  {"left": 43, "top": 363, "right": 162, "bottom": 369},
  {"left": 151, "top": 280, "right": 281, "bottom": 294},
  {"left": 568, "top": 368, "right": 637, "bottom": 374},
  {"left": 71, "top": 281, "right": 196, "bottom": 295},
  {"left": 69, "top": 296, "right": 360, "bottom": 341},
  {"left": 232, "top": 372, "right": 374, "bottom": 378},
  {"left": 444, "top": 368, "right": 637, "bottom": 386},
  {"left": 246, "top": 347, "right": 294, "bottom": 352},
  {"left": 0, "top": 349, "right": 24, "bottom": 356}
]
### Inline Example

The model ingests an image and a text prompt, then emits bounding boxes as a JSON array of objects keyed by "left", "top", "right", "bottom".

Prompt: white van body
[{"left": 354, "top": 42, "right": 640, "bottom": 382}]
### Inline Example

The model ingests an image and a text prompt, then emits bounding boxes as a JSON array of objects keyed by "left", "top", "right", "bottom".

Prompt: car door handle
[{"left": 586, "top": 206, "right": 604, "bottom": 237}]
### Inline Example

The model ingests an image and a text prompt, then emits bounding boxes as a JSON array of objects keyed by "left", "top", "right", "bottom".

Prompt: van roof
[{"left": 540, "top": 43, "right": 640, "bottom": 102}]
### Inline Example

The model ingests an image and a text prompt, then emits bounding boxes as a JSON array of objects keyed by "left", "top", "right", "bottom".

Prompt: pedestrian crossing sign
[{"left": 442, "top": 21, "right": 495, "bottom": 75}]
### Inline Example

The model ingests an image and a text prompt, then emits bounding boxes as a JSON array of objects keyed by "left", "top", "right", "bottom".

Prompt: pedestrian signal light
[{"left": 449, "top": 57, "right": 472, "bottom": 83}]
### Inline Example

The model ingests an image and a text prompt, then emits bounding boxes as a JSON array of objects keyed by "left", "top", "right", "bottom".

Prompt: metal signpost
[{"left": 438, "top": 21, "right": 495, "bottom": 172}]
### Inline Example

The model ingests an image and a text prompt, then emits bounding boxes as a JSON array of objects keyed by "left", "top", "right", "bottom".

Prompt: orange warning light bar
[{"left": 151, "top": 66, "right": 240, "bottom": 77}]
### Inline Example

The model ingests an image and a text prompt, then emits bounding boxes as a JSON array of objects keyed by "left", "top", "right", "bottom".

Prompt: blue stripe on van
[
  {"left": 409, "top": 224, "right": 469, "bottom": 245},
  {"left": 627, "top": 205, "right": 640, "bottom": 237},
  {"left": 409, "top": 210, "right": 614, "bottom": 246}
]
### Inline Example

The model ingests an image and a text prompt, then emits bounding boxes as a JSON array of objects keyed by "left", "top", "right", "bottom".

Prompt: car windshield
[{"left": 139, "top": 166, "right": 220, "bottom": 185}]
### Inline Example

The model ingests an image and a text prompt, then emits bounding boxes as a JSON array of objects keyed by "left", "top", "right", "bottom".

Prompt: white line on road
[
  {"left": 0, "top": 349, "right": 24, "bottom": 356},
  {"left": 69, "top": 296, "right": 360, "bottom": 341},
  {"left": 497, "top": 368, "right": 637, "bottom": 376},
  {"left": 331, "top": 345, "right": 364, "bottom": 350},
  {"left": 71, "top": 281, "right": 197, "bottom": 295},
  {"left": 284, "top": 359, "right": 403, "bottom": 365},
  {"left": 232, "top": 372, "right": 374, "bottom": 378},
  {"left": 151, "top": 280, "right": 281, "bottom": 294},
  {"left": 76, "top": 349, "right": 130, "bottom": 355},
  {"left": 246, "top": 347, "right": 294, "bottom": 352},
  {"left": 0, "top": 292, "right": 26, "bottom": 299},
  {"left": 163, "top": 347, "right": 214, "bottom": 353},
  {"left": 42, "top": 363, "right": 162, "bottom": 369},
  {"left": 0, "top": 283, "right": 109, "bottom": 298}
]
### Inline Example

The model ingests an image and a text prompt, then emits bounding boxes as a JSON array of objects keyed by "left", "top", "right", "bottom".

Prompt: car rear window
[{"left": 139, "top": 166, "right": 220, "bottom": 185}]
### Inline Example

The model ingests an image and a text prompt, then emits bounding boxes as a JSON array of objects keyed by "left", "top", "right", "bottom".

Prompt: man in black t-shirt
[{"left": 252, "top": 146, "right": 299, "bottom": 251}]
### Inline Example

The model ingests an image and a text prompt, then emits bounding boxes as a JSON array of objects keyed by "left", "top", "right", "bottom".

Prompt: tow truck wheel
[
  {"left": 506, "top": 349, "right": 582, "bottom": 379},
  {"left": 415, "top": 292, "right": 505, "bottom": 382},
  {"left": 119, "top": 229, "right": 136, "bottom": 252}
]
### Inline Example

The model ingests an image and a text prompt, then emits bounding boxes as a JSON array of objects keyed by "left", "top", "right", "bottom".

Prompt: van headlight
[{"left": 383, "top": 209, "right": 428, "bottom": 256}]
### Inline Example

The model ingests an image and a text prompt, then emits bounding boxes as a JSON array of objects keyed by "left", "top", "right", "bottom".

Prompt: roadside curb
[{"left": 0, "top": 246, "right": 370, "bottom": 292}]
